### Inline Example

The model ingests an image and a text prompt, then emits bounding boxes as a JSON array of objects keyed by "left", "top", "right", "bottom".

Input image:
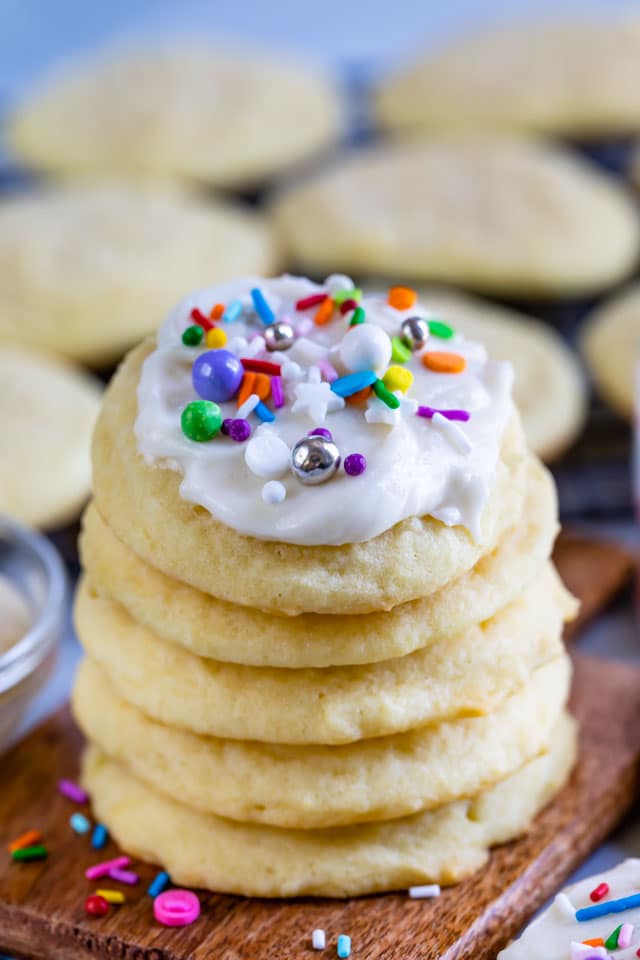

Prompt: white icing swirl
[
  {"left": 499, "top": 859, "right": 640, "bottom": 959},
  {"left": 135, "top": 274, "right": 514, "bottom": 546}
]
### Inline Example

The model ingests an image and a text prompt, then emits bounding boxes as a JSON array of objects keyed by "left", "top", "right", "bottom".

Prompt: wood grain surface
[{"left": 1, "top": 653, "right": 639, "bottom": 960}]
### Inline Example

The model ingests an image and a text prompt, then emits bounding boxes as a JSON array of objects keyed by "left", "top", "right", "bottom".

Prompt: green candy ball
[
  {"left": 181, "top": 400, "right": 222, "bottom": 442},
  {"left": 182, "top": 324, "right": 204, "bottom": 347}
]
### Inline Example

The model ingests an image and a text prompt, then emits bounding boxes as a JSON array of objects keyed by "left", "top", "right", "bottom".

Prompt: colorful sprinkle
[
  {"left": 96, "top": 889, "right": 125, "bottom": 904},
  {"left": 339, "top": 298, "right": 358, "bottom": 316},
  {"left": 577, "top": 892, "right": 640, "bottom": 922},
  {"left": 422, "top": 351, "right": 466, "bottom": 374},
  {"left": 331, "top": 370, "right": 377, "bottom": 398},
  {"left": 193, "top": 349, "right": 243, "bottom": 403},
  {"left": 238, "top": 372, "right": 258, "bottom": 407},
  {"left": 148, "top": 871, "right": 171, "bottom": 898},
  {"left": 295, "top": 316, "right": 314, "bottom": 337},
  {"left": 373, "top": 379, "right": 401, "bottom": 409},
  {"left": 182, "top": 325, "right": 204, "bottom": 347},
  {"left": 108, "top": 868, "right": 139, "bottom": 885},
  {"left": 206, "top": 327, "right": 228, "bottom": 349},
  {"left": 431, "top": 412, "right": 472, "bottom": 454},
  {"left": 350, "top": 306, "right": 365, "bottom": 326},
  {"left": 255, "top": 401, "right": 275, "bottom": 423},
  {"left": 85, "top": 856, "right": 130, "bottom": 880},
  {"left": 344, "top": 453, "right": 367, "bottom": 476},
  {"left": 314, "top": 297, "right": 335, "bottom": 326},
  {"left": 296, "top": 293, "right": 327, "bottom": 311},
  {"left": 590, "top": 882, "right": 610, "bottom": 903},
  {"left": 271, "top": 375, "right": 285, "bottom": 408},
  {"left": 346, "top": 385, "right": 373, "bottom": 405},
  {"left": 85, "top": 894, "right": 109, "bottom": 917},
  {"left": 554, "top": 893, "right": 575, "bottom": 919},
  {"left": 237, "top": 393, "right": 260, "bottom": 419},
  {"left": 383, "top": 365, "right": 413, "bottom": 393},
  {"left": 70, "top": 812, "right": 91, "bottom": 834},
  {"left": 428, "top": 319, "right": 455, "bottom": 339},
  {"left": 582, "top": 938, "right": 605, "bottom": 947},
  {"left": 337, "top": 934, "right": 351, "bottom": 958},
  {"left": 58, "top": 779, "right": 88, "bottom": 804},
  {"left": 312, "top": 929, "right": 326, "bottom": 950},
  {"left": 91, "top": 824, "right": 108, "bottom": 850},
  {"left": 619, "top": 924, "right": 634, "bottom": 949},
  {"left": 241, "top": 358, "right": 282, "bottom": 376},
  {"left": 190, "top": 307, "right": 214, "bottom": 331},
  {"left": 8, "top": 829, "right": 42, "bottom": 853},
  {"left": 11, "top": 845, "right": 47, "bottom": 862},
  {"left": 154, "top": 889, "right": 201, "bottom": 927},
  {"left": 181, "top": 400, "right": 222, "bottom": 442},
  {"left": 251, "top": 287, "right": 275, "bottom": 326},
  {"left": 390, "top": 336, "right": 411, "bottom": 364},
  {"left": 605, "top": 925, "right": 623, "bottom": 950},
  {"left": 388, "top": 285, "right": 417, "bottom": 310},
  {"left": 210, "top": 303, "right": 225, "bottom": 320},
  {"left": 262, "top": 480, "right": 287, "bottom": 504},
  {"left": 228, "top": 418, "right": 252, "bottom": 442},
  {"left": 333, "top": 288, "right": 362, "bottom": 305},
  {"left": 317, "top": 359, "right": 339, "bottom": 383},
  {"left": 309, "top": 428, "right": 333, "bottom": 441},
  {"left": 223, "top": 299, "right": 243, "bottom": 323},
  {"left": 409, "top": 884, "right": 441, "bottom": 899},
  {"left": 417, "top": 406, "right": 470, "bottom": 422}
]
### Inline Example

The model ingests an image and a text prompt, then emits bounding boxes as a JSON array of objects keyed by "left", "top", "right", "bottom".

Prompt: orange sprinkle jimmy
[
  {"left": 387, "top": 286, "right": 417, "bottom": 310},
  {"left": 314, "top": 297, "right": 335, "bottom": 326},
  {"left": 422, "top": 351, "right": 466, "bottom": 374}
]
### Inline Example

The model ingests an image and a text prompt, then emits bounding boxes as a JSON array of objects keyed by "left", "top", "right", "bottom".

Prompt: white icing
[
  {"left": 499, "top": 859, "right": 640, "bottom": 959},
  {"left": 135, "top": 274, "right": 514, "bottom": 546}
]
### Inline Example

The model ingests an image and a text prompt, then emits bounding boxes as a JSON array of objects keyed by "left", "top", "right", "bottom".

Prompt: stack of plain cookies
[{"left": 71, "top": 275, "right": 578, "bottom": 897}]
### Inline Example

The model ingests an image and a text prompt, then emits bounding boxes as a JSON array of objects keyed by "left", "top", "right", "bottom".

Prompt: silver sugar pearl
[
  {"left": 401, "top": 316, "right": 430, "bottom": 351},
  {"left": 290, "top": 435, "right": 341, "bottom": 485},
  {"left": 264, "top": 320, "right": 295, "bottom": 352}
]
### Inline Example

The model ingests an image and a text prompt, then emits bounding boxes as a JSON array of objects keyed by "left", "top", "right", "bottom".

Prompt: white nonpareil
[{"left": 135, "top": 274, "right": 514, "bottom": 546}]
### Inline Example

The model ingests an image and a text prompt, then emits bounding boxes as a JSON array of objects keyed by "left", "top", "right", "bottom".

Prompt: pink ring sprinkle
[{"left": 154, "top": 889, "right": 201, "bottom": 927}]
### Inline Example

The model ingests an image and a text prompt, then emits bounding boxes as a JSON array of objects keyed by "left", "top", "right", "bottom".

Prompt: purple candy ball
[
  {"left": 192, "top": 350, "right": 243, "bottom": 403},
  {"left": 229, "top": 418, "right": 252, "bottom": 442},
  {"left": 344, "top": 453, "right": 367, "bottom": 477},
  {"left": 308, "top": 427, "right": 333, "bottom": 441},
  {"left": 221, "top": 418, "right": 233, "bottom": 436}
]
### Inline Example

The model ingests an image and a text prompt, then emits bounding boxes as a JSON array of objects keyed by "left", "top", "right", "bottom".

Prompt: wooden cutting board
[{"left": 1, "top": 653, "right": 640, "bottom": 960}]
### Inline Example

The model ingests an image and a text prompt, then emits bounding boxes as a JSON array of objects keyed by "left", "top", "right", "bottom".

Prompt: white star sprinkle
[
  {"left": 292, "top": 374, "right": 345, "bottom": 422},
  {"left": 365, "top": 394, "right": 400, "bottom": 427}
]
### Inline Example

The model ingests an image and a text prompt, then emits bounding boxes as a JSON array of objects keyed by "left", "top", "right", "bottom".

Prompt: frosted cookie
[
  {"left": 580, "top": 283, "right": 640, "bottom": 418},
  {"left": 74, "top": 654, "right": 569, "bottom": 829},
  {"left": 406, "top": 288, "right": 587, "bottom": 461},
  {"left": 375, "top": 19, "right": 640, "bottom": 137},
  {"left": 7, "top": 46, "right": 339, "bottom": 189},
  {"left": 93, "top": 276, "right": 531, "bottom": 615},
  {"left": 272, "top": 140, "right": 639, "bottom": 297},
  {"left": 82, "top": 713, "right": 576, "bottom": 898},
  {"left": 499, "top": 858, "right": 640, "bottom": 958},
  {"left": 74, "top": 567, "right": 571, "bottom": 745},
  {"left": 0, "top": 183, "right": 277, "bottom": 366},
  {"left": 0, "top": 347, "right": 102, "bottom": 528},
  {"left": 81, "top": 456, "right": 558, "bottom": 668}
]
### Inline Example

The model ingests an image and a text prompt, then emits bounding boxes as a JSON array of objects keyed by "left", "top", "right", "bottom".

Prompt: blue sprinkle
[
  {"left": 70, "top": 812, "right": 90, "bottom": 835},
  {"left": 223, "top": 299, "right": 243, "bottom": 323},
  {"left": 331, "top": 370, "right": 377, "bottom": 398},
  {"left": 91, "top": 823, "right": 108, "bottom": 849},
  {"left": 576, "top": 892, "right": 640, "bottom": 922},
  {"left": 255, "top": 401, "right": 275, "bottom": 422},
  {"left": 251, "top": 288, "right": 275, "bottom": 326},
  {"left": 148, "top": 870, "right": 171, "bottom": 898},
  {"left": 337, "top": 934, "right": 351, "bottom": 958}
]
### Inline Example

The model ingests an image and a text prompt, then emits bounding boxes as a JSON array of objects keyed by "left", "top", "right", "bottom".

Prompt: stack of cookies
[{"left": 72, "top": 274, "right": 577, "bottom": 898}]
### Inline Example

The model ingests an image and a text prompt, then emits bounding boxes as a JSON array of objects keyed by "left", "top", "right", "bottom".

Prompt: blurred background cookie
[
  {"left": 402, "top": 287, "right": 587, "bottom": 461},
  {"left": 0, "top": 346, "right": 102, "bottom": 528},
  {"left": 376, "top": 18, "right": 640, "bottom": 136},
  {"left": 7, "top": 45, "right": 340, "bottom": 190},
  {"left": 0, "top": 181, "right": 278, "bottom": 365},
  {"left": 272, "top": 138, "right": 639, "bottom": 297},
  {"left": 580, "top": 282, "right": 640, "bottom": 419}
]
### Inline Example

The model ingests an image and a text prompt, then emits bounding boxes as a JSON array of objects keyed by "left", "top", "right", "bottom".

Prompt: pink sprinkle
[
  {"left": 58, "top": 779, "right": 88, "bottom": 804},
  {"left": 417, "top": 406, "right": 470, "bottom": 422},
  {"left": 294, "top": 316, "right": 314, "bottom": 337},
  {"left": 85, "top": 856, "right": 131, "bottom": 880},
  {"left": 619, "top": 924, "right": 634, "bottom": 949},
  {"left": 317, "top": 359, "right": 338, "bottom": 383},
  {"left": 271, "top": 376, "right": 285, "bottom": 408},
  {"left": 108, "top": 868, "right": 140, "bottom": 885}
]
